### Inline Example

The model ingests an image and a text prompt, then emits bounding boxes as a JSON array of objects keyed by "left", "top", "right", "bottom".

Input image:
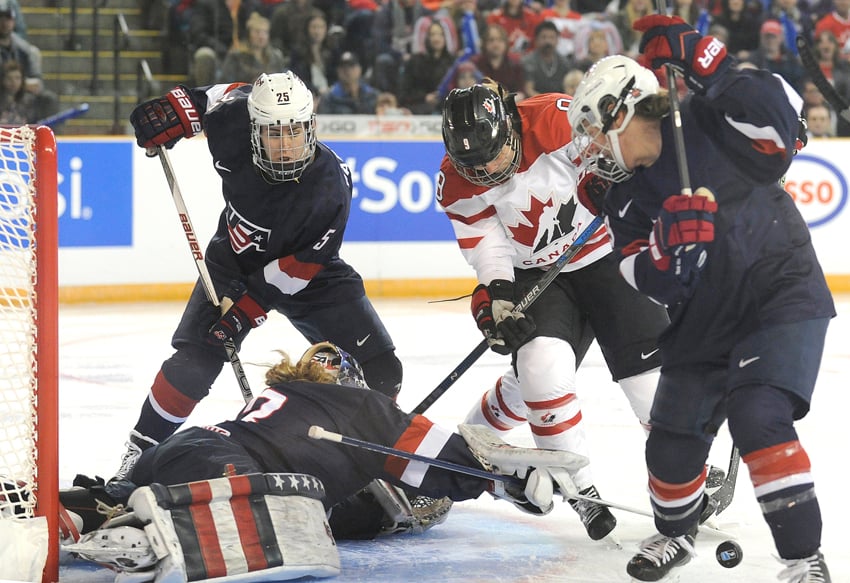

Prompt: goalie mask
[
  {"left": 568, "top": 55, "right": 659, "bottom": 183},
  {"left": 247, "top": 71, "right": 317, "bottom": 183},
  {"left": 300, "top": 341, "right": 368, "bottom": 389},
  {"left": 442, "top": 85, "right": 521, "bottom": 187}
]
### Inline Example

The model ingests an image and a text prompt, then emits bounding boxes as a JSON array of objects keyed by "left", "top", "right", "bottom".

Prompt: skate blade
[
  {"left": 602, "top": 530, "right": 622, "bottom": 550},
  {"left": 630, "top": 573, "right": 680, "bottom": 583}
]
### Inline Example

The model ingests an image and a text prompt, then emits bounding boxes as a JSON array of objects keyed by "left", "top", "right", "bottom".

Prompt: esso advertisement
[
  {"left": 58, "top": 141, "right": 133, "bottom": 247},
  {"left": 326, "top": 140, "right": 456, "bottom": 241},
  {"left": 783, "top": 152, "right": 848, "bottom": 228}
]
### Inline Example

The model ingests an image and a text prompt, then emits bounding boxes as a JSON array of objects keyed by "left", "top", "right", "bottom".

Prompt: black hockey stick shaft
[
  {"left": 656, "top": 0, "right": 692, "bottom": 194},
  {"left": 412, "top": 215, "right": 605, "bottom": 414},
  {"left": 712, "top": 445, "right": 740, "bottom": 516},
  {"left": 156, "top": 147, "right": 253, "bottom": 403},
  {"left": 796, "top": 35, "right": 850, "bottom": 124}
]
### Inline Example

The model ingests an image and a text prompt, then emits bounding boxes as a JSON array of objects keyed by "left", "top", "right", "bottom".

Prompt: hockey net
[{"left": 0, "top": 125, "right": 59, "bottom": 582}]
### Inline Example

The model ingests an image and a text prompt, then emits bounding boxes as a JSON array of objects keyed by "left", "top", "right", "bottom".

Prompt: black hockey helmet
[{"left": 442, "top": 85, "right": 521, "bottom": 187}]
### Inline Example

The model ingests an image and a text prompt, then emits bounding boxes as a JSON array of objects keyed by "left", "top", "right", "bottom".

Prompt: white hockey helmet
[
  {"left": 247, "top": 71, "right": 317, "bottom": 182},
  {"left": 568, "top": 55, "right": 659, "bottom": 183}
]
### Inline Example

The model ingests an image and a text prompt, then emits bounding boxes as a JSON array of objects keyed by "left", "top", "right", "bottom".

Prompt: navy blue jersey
[
  {"left": 186, "top": 84, "right": 357, "bottom": 308},
  {"left": 604, "top": 68, "right": 836, "bottom": 367},
  {"left": 212, "top": 382, "right": 489, "bottom": 508}
]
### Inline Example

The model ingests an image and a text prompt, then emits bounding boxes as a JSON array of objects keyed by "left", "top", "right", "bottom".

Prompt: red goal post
[{"left": 0, "top": 125, "right": 59, "bottom": 583}]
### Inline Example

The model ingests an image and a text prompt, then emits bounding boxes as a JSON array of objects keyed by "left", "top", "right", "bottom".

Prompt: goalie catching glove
[
  {"left": 459, "top": 424, "right": 586, "bottom": 515},
  {"left": 471, "top": 280, "right": 536, "bottom": 355},
  {"left": 634, "top": 15, "right": 731, "bottom": 93},
  {"left": 130, "top": 85, "right": 204, "bottom": 150}
]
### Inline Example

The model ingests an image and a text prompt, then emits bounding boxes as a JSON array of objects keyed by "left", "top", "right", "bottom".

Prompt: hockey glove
[
  {"left": 471, "top": 280, "right": 535, "bottom": 355},
  {"left": 130, "top": 85, "right": 203, "bottom": 150},
  {"left": 649, "top": 188, "right": 717, "bottom": 285},
  {"left": 206, "top": 281, "right": 267, "bottom": 346},
  {"left": 576, "top": 170, "right": 611, "bottom": 217},
  {"left": 634, "top": 15, "right": 731, "bottom": 94}
]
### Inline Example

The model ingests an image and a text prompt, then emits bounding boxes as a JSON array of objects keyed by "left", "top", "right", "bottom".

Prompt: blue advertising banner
[
  {"left": 326, "top": 140, "right": 455, "bottom": 242},
  {"left": 58, "top": 141, "right": 133, "bottom": 247}
]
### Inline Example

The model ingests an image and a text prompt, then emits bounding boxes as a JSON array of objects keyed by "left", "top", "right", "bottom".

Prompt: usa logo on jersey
[{"left": 226, "top": 203, "right": 270, "bottom": 254}]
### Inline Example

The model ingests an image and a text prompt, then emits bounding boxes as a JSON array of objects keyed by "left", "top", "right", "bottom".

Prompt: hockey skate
[
  {"left": 777, "top": 551, "right": 831, "bottom": 583},
  {"left": 568, "top": 485, "right": 617, "bottom": 541},
  {"left": 111, "top": 431, "right": 157, "bottom": 482},
  {"left": 626, "top": 526, "right": 697, "bottom": 582},
  {"left": 368, "top": 480, "right": 453, "bottom": 536}
]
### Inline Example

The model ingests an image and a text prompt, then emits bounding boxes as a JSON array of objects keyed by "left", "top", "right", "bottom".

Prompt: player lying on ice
[{"left": 52, "top": 342, "right": 588, "bottom": 582}]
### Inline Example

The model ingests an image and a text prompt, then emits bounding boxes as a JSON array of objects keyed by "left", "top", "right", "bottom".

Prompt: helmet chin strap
[{"left": 607, "top": 131, "right": 632, "bottom": 181}]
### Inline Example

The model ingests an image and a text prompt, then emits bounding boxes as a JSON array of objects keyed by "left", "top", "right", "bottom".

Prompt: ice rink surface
[{"left": 58, "top": 295, "right": 850, "bottom": 582}]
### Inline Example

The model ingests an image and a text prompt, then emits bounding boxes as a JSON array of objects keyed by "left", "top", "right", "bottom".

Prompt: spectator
[
  {"left": 766, "top": 0, "right": 816, "bottom": 48},
  {"left": 0, "top": 0, "right": 23, "bottom": 38},
  {"left": 561, "top": 66, "right": 584, "bottom": 95},
  {"left": 573, "top": 21, "right": 621, "bottom": 71},
  {"left": 522, "top": 20, "right": 574, "bottom": 96},
  {"left": 672, "top": 0, "right": 703, "bottom": 26},
  {"left": 399, "top": 17, "right": 457, "bottom": 114},
  {"left": 372, "top": 0, "right": 435, "bottom": 94},
  {"left": 318, "top": 51, "right": 380, "bottom": 113},
  {"left": 342, "top": 0, "right": 380, "bottom": 70},
  {"left": 289, "top": 9, "right": 340, "bottom": 98},
  {"left": 612, "top": 0, "right": 652, "bottom": 57},
  {"left": 712, "top": 0, "right": 760, "bottom": 57},
  {"left": 220, "top": 12, "right": 287, "bottom": 83},
  {"left": 189, "top": 0, "right": 259, "bottom": 86},
  {"left": 811, "top": 30, "right": 850, "bottom": 135},
  {"left": 0, "top": 1, "right": 58, "bottom": 123},
  {"left": 539, "top": 0, "right": 584, "bottom": 58},
  {"left": 444, "top": 59, "right": 483, "bottom": 93},
  {"left": 741, "top": 19, "right": 806, "bottom": 93},
  {"left": 269, "top": 0, "right": 314, "bottom": 56},
  {"left": 472, "top": 23, "right": 526, "bottom": 96},
  {"left": 485, "top": 0, "right": 543, "bottom": 56},
  {"left": 0, "top": 59, "right": 34, "bottom": 124},
  {"left": 574, "top": 0, "right": 610, "bottom": 16},
  {"left": 446, "top": 0, "right": 488, "bottom": 55},
  {"left": 376, "top": 91, "right": 411, "bottom": 115},
  {"left": 814, "top": 0, "right": 850, "bottom": 60},
  {"left": 804, "top": 103, "right": 835, "bottom": 137}
]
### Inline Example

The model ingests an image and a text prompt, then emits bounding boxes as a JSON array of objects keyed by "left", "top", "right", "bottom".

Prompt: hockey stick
[
  {"left": 156, "top": 147, "right": 253, "bottom": 403},
  {"left": 796, "top": 35, "right": 850, "bottom": 124},
  {"left": 412, "top": 214, "right": 605, "bottom": 414},
  {"left": 709, "top": 446, "right": 740, "bottom": 517},
  {"left": 308, "top": 424, "right": 731, "bottom": 532}
]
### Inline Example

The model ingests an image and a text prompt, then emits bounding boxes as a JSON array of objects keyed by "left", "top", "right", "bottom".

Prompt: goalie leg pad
[{"left": 129, "top": 473, "right": 340, "bottom": 582}]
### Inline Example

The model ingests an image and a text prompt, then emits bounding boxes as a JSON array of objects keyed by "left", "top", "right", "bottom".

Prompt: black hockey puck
[{"left": 716, "top": 540, "right": 743, "bottom": 568}]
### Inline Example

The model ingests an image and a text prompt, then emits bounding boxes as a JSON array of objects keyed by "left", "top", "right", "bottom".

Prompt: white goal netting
[{"left": 0, "top": 124, "right": 58, "bottom": 583}]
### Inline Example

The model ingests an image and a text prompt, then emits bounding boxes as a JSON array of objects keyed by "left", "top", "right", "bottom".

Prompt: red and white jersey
[{"left": 436, "top": 93, "right": 611, "bottom": 285}]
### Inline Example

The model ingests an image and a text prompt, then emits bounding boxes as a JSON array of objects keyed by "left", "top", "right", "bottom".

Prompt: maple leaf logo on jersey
[
  {"left": 506, "top": 196, "right": 578, "bottom": 254},
  {"left": 226, "top": 203, "right": 270, "bottom": 254}
]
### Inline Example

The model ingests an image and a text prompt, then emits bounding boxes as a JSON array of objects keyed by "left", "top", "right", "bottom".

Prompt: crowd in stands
[{"left": 154, "top": 0, "right": 850, "bottom": 136}]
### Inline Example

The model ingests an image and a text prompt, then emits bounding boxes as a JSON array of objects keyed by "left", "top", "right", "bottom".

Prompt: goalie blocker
[{"left": 65, "top": 473, "right": 340, "bottom": 583}]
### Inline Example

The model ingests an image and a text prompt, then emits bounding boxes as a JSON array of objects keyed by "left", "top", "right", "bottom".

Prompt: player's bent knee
[
  {"left": 727, "top": 384, "right": 799, "bottom": 456},
  {"left": 360, "top": 350, "right": 403, "bottom": 399},
  {"left": 646, "top": 428, "right": 710, "bottom": 483}
]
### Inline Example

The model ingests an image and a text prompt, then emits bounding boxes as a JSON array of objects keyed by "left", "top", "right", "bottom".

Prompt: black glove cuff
[{"left": 488, "top": 279, "right": 515, "bottom": 302}]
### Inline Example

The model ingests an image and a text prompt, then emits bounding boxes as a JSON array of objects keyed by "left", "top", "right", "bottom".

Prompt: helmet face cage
[
  {"left": 304, "top": 342, "right": 368, "bottom": 389},
  {"left": 247, "top": 72, "right": 317, "bottom": 183},
  {"left": 568, "top": 56, "right": 659, "bottom": 183},
  {"left": 442, "top": 85, "right": 522, "bottom": 187}
]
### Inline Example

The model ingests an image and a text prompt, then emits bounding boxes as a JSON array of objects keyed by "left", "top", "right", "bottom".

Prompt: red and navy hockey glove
[
  {"left": 576, "top": 170, "right": 611, "bottom": 217},
  {"left": 130, "top": 85, "right": 203, "bottom": 150},
  {"left": 207, "top": 281, "right": 267, "bottom": 346},
  {"left": 634, "top": 15, "right": 731, "bottom": 94},
  {"left": 649, "top": 188, "right": 717, "bottom": 284},
  {"left": 471, "top": 280, "right": 535, "bottom": 355}
]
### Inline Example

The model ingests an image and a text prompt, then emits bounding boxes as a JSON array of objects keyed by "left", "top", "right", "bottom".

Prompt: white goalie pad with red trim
[{"left": 73, "top": 473, "right": 340, "bottom": 583}]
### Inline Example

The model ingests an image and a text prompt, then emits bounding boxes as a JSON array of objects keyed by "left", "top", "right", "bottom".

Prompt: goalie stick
[
  {"left": 412, "top": 214, "right": 605, "bottom": 414},
  {"left": 155, "top": 147, "right": 253, "bottom": 403},
  {"left": 308, "top": 424, "right": 732, "bottom": 535},
  {"left": 796, "top": 35, "right": 850, "bottom": 124}
]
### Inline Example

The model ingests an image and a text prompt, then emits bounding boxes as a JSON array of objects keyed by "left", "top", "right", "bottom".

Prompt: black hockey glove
[
  {"left": 576, "top": 170, "right": 611, "bottom": 217},
  {"left": 206, "top": 281, "right": 267, "bottom": 346},
  {"left": 649, "top": 188, "right": 717, "bottom": 285},
  {"left": 470, "top": 280, "right": 535, "bottom": 355},
  {"left": 635, "top": 15, "right": 731, "bottom": 94},
  {"left": 130, "top": 85, "right": 203, "bottom": 150}
]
